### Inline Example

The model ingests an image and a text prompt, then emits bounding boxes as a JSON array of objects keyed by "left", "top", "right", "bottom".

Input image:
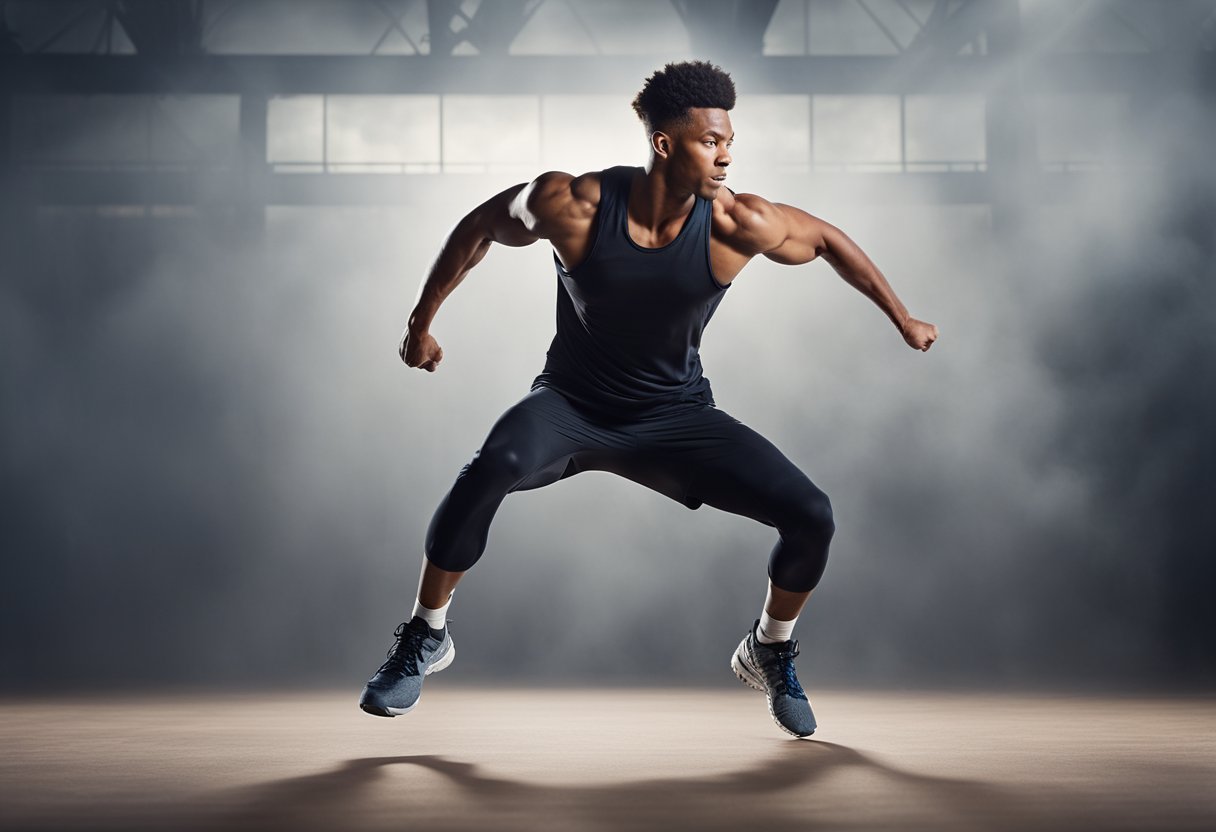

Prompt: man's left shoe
[
  {"left": 358, "top": 616, "right": 454, "bottom": 717},
  {"left": 731, "top": 618, "right": 817, "bottom": 737}
]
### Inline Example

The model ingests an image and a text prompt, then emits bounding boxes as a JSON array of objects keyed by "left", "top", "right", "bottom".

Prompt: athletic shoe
[
  {"left": 359, "top": 616, "right": 454, "bottom": 717},
  {"left": 731, "top": 618, "right": 817, "bottom": 737}
]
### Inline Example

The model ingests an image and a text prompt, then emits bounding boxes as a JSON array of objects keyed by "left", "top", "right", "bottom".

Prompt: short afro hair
[{"left": 631, "top": 60, "right": 736, "bottom": 135}]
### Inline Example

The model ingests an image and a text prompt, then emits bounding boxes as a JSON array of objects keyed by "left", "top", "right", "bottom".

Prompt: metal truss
[
  {"left": 2, "top": 0, "right": 1211, "bottom": 57},
  {"left": 2, "top": 50, "right": 1211, "bottom": 95},
  {"left": 1, "top": 0, "right": 1214, "bottom": 213},
  {"left": 671, "top": 0, "right": 780, "bottom": 56}
]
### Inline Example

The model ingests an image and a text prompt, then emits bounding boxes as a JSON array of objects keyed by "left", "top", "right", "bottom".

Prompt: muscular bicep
[
  {"left": 464, "top": 183, "right": 542, "bottom": 248},
  {"left": 761, "top": 203, "right": 832, "bottom": 266},
  {"left": 510, "top": 169, "right": 598, "bottom": 243}
]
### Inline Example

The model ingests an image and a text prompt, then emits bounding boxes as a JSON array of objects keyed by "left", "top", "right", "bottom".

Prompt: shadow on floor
[{"left": 208, "top": 741, "right": 1029, "bottom": 832}]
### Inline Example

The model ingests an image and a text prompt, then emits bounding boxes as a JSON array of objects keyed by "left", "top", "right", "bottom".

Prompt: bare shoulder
[
  {"left": 711, "top": 189, "right": 787, "bottom": 254},
  {"left": 714, "top": 189, "right": 782, "bottom": 227},
  {"left": 522, "top": 170, "right": 600, "bottom": 218},
  {"left": 569, "top": 170, "right": 602, "bottom": 209}
]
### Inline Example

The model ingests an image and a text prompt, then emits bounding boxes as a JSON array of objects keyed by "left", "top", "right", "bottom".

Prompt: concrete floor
[{"left": 1, "top": 686, "right": 1214, "bottom": 831}]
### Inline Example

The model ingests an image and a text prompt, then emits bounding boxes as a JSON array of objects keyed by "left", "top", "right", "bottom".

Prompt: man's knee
[
  {"left": 786, "top": 484, "right": 835, "bottom": 540},
  {"left": 466, "top": 442, "right": 532, "bottom": 487},
  {"left": 769, "top": 485, "right": 834, "bottom": 593},
  {"left": 806, "top": 489, "right": 836, "bottom": 537}
]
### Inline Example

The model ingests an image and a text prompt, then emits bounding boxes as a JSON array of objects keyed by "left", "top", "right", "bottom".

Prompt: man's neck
[{"left": 630, "top": 164, "right": 695, "bottom": 233}]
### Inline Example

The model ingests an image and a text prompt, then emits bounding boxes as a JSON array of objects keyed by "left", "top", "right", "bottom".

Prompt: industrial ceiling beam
[
  {"left": 113, "top": 0, "right": 204, "bottom": 57},
  {"left": 425, "top": 0, "right": 537, "bottom": 56},
  {"left": 906, "top": 0, "right": 991, "bottom": 56},
  {"left": 670, "top": 0, "right": 780, "bottom": 57},
  {"left": 3, "top": 52, "right": 1212, "bottom": 95}
]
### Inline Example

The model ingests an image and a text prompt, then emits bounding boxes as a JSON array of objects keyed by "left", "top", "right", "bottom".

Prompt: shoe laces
[
  {"left": 378, "top": 619, "right": 432, "bottom": 677},
  {"left": 762, "top": 638, "right": 807, "bottom": 700}
]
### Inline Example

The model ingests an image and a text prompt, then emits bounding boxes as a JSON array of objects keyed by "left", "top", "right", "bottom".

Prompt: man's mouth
[{"left": 711, "top": 175, "right": 727, "bottom": 183}]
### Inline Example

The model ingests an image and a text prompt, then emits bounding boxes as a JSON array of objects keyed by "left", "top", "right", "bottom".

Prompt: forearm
[
  {"left": 407, "top": 216, "right": 493, "bottom": 335},
  {"left": 821, "top": 232, "right": 910, "bottom": 332}
]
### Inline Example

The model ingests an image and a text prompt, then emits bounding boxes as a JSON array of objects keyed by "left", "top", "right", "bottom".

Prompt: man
[{"left": 359, "top": 60, "right": 938, "bottom": 738}]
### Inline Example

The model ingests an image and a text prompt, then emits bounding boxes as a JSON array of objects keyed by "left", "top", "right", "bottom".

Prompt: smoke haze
[{"left": 2, "top": 3, "right": 1213, "bottom": 693}]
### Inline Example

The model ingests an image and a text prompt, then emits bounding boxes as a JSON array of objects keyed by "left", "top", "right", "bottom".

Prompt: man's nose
[{"left": 717, "top": 151, "right": 731, "bottom": 167}]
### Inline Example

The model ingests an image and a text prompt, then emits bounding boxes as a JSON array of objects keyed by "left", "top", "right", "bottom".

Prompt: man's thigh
[
  {"left": 473, "top": 386, "right": 633, "bottom": 492},
  {"left": 600, "top": 404, "right": 824, "bottom": 524}
]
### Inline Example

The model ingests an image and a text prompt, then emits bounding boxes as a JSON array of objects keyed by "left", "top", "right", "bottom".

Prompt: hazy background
[{"left": 1, "top": 0, "right": 1213, "bottom": 693}]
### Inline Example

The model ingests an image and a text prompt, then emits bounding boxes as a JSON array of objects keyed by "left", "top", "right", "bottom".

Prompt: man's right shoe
[
  {"left": 731, "top": 618, "right": 817, "bottom": 737},
  {"left": 359, "top": 616, "right": 454, "bottom": 717}
]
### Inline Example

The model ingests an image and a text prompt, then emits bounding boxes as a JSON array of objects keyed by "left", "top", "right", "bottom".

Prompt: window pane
[
  {"left": 809, "top": 0, "right": 902, "bottom": 55},
  {"left": 326, "top": 95, "right": 440, "bottom": 166},
  {"left": 541, "top": 95, "right": 644, "bottom": 173},
  {"left": 149, "top": 95, "right": 239, "bottom": 165},
  {"left": 763, "top": 0, "right": 810, "bottom": 55},
  {"left": 442, "top": 96, "right": 540, "bottom": 169},
  {"left": 813, "top": 95, "right": 901, "bottom": 169},
  {"left": 730, "top": 95, "right": 810, "bottom": 172},
  {"left": 268, "top": 96, "right": 323, "bottom": 163},
  {"left": 905, "top": 94, "right": 986, "bottom": 168},
  {"left": 512, "top": 0, "right": 689, "bottom": 54}
]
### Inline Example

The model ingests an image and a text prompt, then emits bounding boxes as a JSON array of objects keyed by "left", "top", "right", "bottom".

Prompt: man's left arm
[{"left": 761, "top": 200, "right": 939, "bottom": 352}]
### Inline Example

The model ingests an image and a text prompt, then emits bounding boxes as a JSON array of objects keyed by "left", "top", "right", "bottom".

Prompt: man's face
[{"left": 661, "top": 107, "right": 734, "bottom": 199}]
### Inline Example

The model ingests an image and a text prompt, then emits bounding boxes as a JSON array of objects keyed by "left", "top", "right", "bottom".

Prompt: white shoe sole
[
  {"left": 731, "top": 638, "right": 815, "bottom": 739},
  {"left": 731, "top": 642, "right": 767, "bottom": 692}
]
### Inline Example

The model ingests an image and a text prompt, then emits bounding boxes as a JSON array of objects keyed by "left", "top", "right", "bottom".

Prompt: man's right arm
[
  {"left": 401, "top": 171, "right": 594, "bottom": 371},
  {"left": 400, "top": 183, "right": 536, "bottom": 369}
]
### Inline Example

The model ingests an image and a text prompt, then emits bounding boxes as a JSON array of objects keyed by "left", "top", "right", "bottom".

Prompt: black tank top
[{"left": 530, "top": 165, "right": 731, "bottom": 419}]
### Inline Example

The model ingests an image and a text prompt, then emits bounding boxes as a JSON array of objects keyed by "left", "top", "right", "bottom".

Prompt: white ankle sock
[
  {"left": 412, "top": 593, "right": 452, "bottom": 632},
  {"left": 756, "top": 610, "right": 797, "bottom": 644},
  {"left": 756, "top": 583, "right": 800, "bottom": 644}
]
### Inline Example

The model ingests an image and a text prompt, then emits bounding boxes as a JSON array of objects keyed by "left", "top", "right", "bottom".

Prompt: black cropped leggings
[{"left": 425, "top": 386, "right": 836, "bottom": 593}]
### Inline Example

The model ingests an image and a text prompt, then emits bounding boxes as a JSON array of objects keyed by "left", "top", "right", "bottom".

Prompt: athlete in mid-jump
[{"left": 359, "top": 60, "right": 938, "bottom": 737}]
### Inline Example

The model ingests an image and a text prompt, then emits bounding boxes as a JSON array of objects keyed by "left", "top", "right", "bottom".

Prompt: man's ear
[{"left": 650, "top": 130, "right": 672, "bottom": 159}]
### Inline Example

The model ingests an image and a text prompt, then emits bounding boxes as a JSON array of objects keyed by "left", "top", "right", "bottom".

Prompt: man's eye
[{"left": 705, "top": 140, "right": 716, "bottom": 147}]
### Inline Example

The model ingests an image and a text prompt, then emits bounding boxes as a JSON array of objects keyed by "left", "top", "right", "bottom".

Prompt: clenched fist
[
  {"left": 399, "top": 327, "right": 444, "bottom": 371},
  {"left": 901, "top": 318, "right": 939, "bottom": 352}
]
